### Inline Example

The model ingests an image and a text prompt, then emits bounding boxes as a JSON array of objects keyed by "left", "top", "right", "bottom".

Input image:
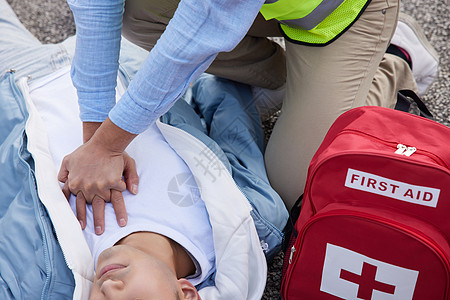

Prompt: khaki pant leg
[
  {"left": 265, "top": 0, "right": 406, "bottom": 210},
  {"left": 367, "top": 53, "right": 418, "bottom": 106},
  {"left": 122, "top": 0, "right": 286, "bottom": 89}
]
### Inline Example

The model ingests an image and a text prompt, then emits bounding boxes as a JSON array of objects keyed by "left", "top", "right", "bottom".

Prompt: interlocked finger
[
  {"left": 92, "top": 195, "right": 106, "bottom": 235},
  {"left": 62, "top": 181, "right": 71, "bottom": 200},
  {"left": 76, "top": 191, "right": 87, "bottom": 230},
  {"left": 110, "top": 189, "right": 127, "bottom": 227}
]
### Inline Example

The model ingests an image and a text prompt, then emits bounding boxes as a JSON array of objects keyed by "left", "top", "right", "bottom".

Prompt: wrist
[
  {"left": 89, "top": 117, "right": 137, "bottom": 153},
  {"left": 83, "top": 122, "right": 102, "bottom": 143}
]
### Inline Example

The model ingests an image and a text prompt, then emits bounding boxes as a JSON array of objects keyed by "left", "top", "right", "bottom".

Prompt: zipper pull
[
  {"left": 395, "top": 144, "right": 407, "bottom": 155},
  {"left": 5, "top": 69, "right": 16, "bottom": 76},
  {"left": 289, "top": 246, "right": 296, "bottom": 264},
  {"left": 404, "top": 147, "right": 417, "bottom": 157},
  {"left": 260, "top": 240, "right": 269, "bottom": 253}
]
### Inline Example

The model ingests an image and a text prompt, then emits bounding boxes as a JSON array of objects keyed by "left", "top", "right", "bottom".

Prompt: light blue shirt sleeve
[
  {"left": 68, "top": 0, "right": 125, "bottom": 123},
  {"left": 69, "top": 0, "right": 266, "bottom": 134}
]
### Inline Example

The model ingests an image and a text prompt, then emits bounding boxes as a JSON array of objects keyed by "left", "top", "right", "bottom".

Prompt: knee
[
  {"left": 122, "top": 0, "right": 176, "bottom": 51},
  {"left": 122, "top": 0, "right": 143, "bottom": 41}
]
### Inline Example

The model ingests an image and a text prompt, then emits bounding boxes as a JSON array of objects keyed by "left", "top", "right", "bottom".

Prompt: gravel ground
[{"left": 6, "top": 0, "right": 448, "bottom": 299}]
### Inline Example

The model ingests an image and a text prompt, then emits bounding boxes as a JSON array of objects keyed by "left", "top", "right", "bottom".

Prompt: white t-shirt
[{"left": 28, "top": 66, "right": 216, "bottom": 286}]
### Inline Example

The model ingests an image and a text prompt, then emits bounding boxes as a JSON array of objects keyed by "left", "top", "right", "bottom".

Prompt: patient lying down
[
  {"left": 68, "top": 124, "right": 214, "bottom": 300},
  {"left": 68, "top": 125, "right": 213, "bottom": 300},
  {"left": 30, "top": 70, "right": 214, "bottom": 299},
  {"left": 65, "top": 125, "right": 214, "bottom": 299},
  {"left": 72, "top": 124, "right": 214, "bottom": 300}
]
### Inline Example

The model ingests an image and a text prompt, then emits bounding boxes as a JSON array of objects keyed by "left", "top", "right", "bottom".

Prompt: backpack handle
[{"left": 395, "top": 89, "right": 434, "bottom": 120}]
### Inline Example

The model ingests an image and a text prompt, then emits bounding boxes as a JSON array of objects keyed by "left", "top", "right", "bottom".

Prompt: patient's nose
[{"left": 100, "top": 278, "right": 125, "bottom": 297}]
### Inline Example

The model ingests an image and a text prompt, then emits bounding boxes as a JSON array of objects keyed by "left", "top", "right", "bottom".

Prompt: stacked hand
[{"left": 58, "top": 118, "right": 138, "bottom": 235}]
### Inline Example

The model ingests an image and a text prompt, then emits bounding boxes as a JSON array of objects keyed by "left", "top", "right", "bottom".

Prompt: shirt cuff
[
  {"left": 78, "top": 90, "right": 116, "bottom": 123},
  {"left": 108, "top": 91, "right": 160, "bottom": 134}
]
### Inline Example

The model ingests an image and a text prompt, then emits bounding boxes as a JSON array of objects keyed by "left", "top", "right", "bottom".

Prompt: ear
[{"left": 178, "top": 278, "right": 201, "bottom": 300}]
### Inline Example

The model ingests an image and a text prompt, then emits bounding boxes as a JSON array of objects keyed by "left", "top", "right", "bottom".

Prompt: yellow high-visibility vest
[{"left": 260, "top": 0, "right": 371, "bottom": 46}]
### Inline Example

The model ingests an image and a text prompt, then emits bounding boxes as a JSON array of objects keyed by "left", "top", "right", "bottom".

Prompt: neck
[{"left": 117, "top": 232, "right": 196, "bottom": 278}]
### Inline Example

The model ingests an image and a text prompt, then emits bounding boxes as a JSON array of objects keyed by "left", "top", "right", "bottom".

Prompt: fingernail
[
  {"left": 131, "top": 184, "right": 138, "bottom": 194},
  {"left": 119, "top": 218, "right": 127, "bottom": 227},
  {"left": 95, "top": 226, "right": 102, "bottom": 235},
  {"left": 79, "top": 220, "right": 84, "bottom": 229}
]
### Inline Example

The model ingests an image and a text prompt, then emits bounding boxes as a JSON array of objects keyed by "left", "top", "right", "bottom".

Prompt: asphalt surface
[{"left": 6, "top": 0, "right": 449, "bottom": 299}]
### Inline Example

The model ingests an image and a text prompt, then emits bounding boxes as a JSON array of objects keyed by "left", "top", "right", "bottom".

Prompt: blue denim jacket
[{"left": 0, "top": 70, "right": 75, "bottom": 299}]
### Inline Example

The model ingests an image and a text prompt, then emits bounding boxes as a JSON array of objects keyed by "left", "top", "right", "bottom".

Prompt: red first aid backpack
[{"left": 281, "top": 105, "right": 450, "bottom": 299}]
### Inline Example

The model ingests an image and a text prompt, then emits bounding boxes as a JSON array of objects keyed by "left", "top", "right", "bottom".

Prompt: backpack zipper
[
  {"left": 305, "top": 129, "right": 449, "bottom": 215},
  {"left": 288, "top": 246, "right": 296, "bottom": 264},
  {"left": 338, "top": 129, "right": 449, "bottom": 168},
  {"left": 395, "top": 144, "right": 416, "bottom": 156}
]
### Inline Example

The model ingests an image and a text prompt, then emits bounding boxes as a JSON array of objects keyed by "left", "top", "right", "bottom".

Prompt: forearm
[
  {"left": 109, "top": 0, "right": 266, "bottom": 134},
  {"left": 68, "top": 0, "right": 124, "bottom": 123}
]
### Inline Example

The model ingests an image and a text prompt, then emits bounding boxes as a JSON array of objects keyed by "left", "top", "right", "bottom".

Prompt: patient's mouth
[{"left": 99, "top": 264, "right": 126, "bottom": 279}]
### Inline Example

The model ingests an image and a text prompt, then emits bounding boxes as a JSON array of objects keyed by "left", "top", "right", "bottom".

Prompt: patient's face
[{"left": 89, "top": 245, "right": 183, "bottom": 300}]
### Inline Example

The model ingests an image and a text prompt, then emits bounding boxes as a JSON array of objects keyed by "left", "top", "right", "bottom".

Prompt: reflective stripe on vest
[
  {"left": 261, "top": 0, "right": 344, "bottom": 31},
  {"left": 279, "top": 0, "right": 345, "bottom": 30},
  {"left": 260, "top": 0, "right": 371, "bottom": 45}
]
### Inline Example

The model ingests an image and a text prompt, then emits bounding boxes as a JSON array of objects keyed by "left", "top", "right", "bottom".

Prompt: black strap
[
  {"left": 282, "top": 194, "right": 303, "bottom": 252},
  {"left": 395, "top": 89, "right": 434, "bottom": 120}
]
